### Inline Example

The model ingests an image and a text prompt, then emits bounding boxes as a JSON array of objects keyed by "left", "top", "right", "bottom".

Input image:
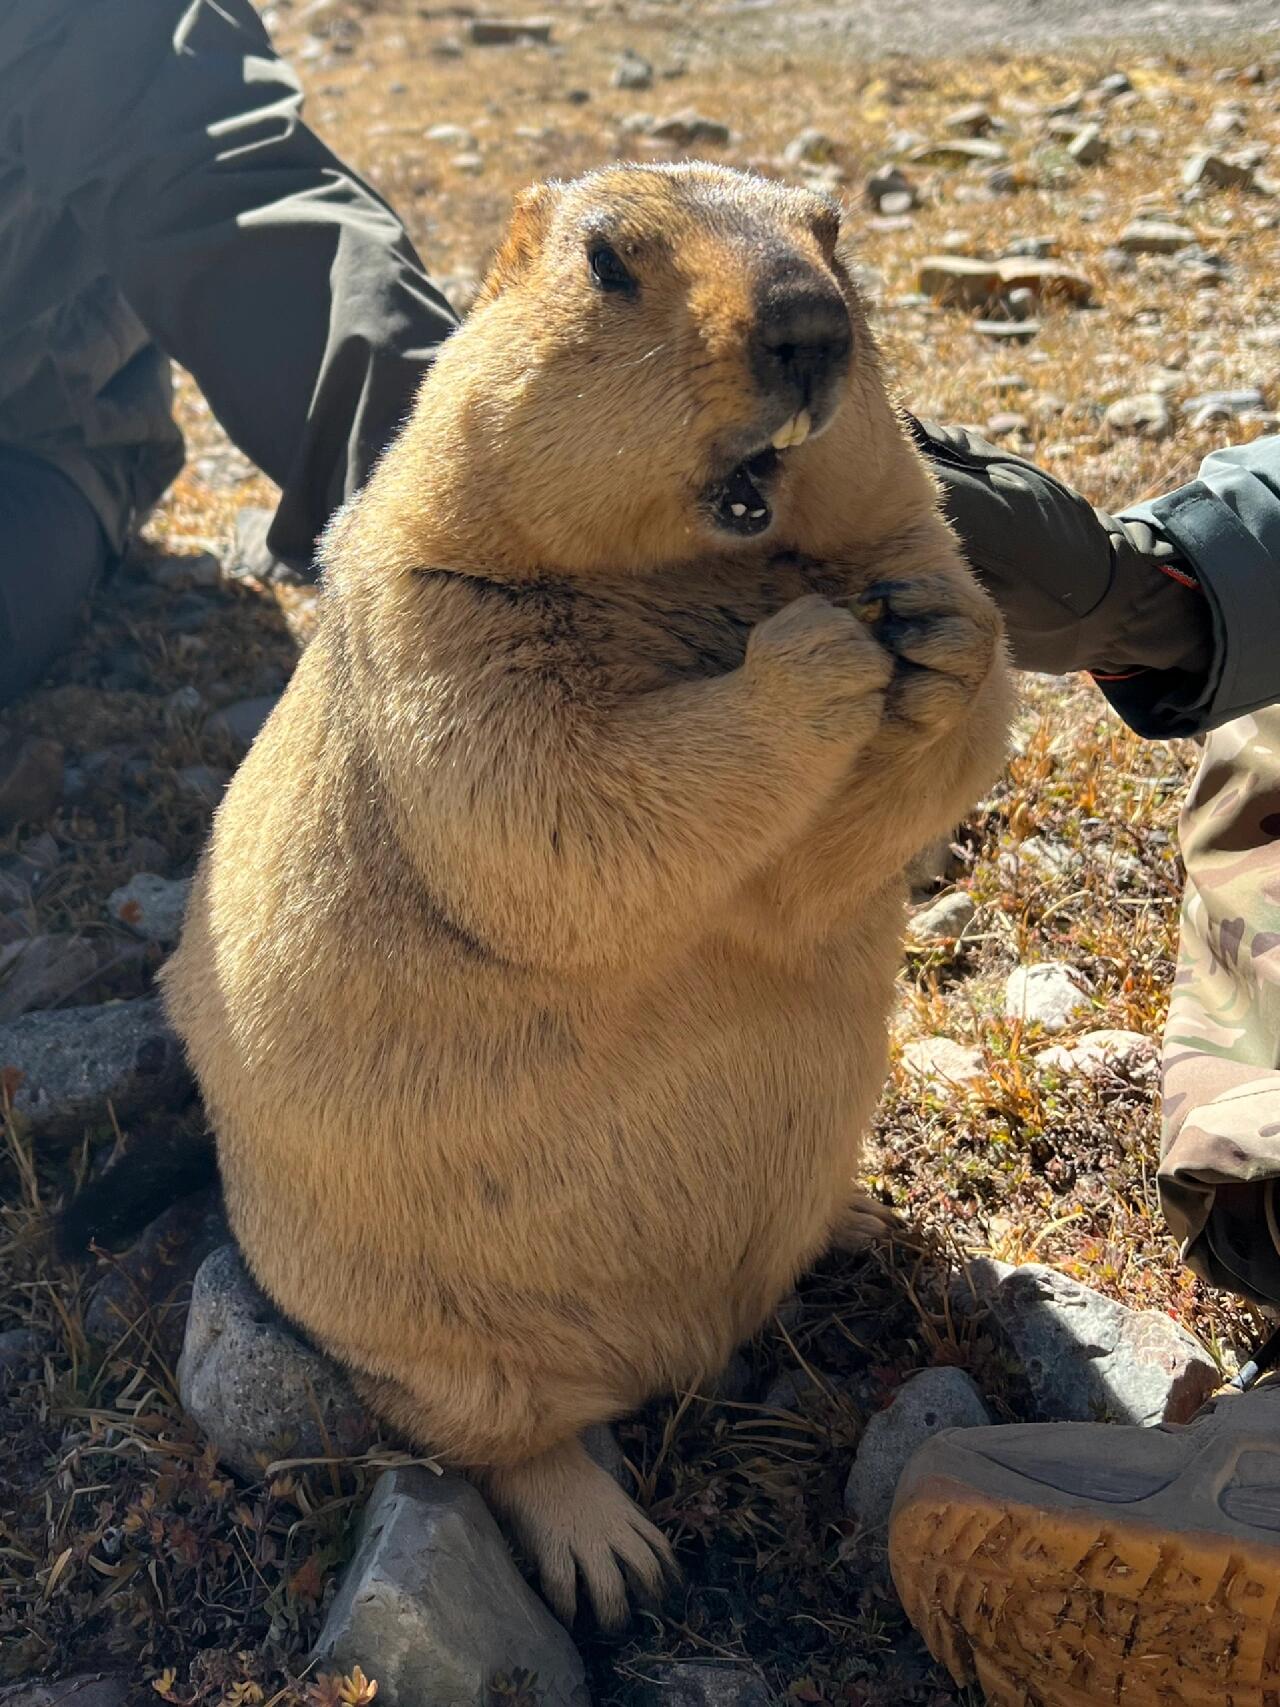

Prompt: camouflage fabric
[{"left": 1160, "top": 706, "right": 1280, "bottom": 1305}]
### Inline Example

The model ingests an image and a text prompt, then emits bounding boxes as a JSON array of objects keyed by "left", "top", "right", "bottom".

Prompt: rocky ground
[{"left": 4, "top": 2, "right": 1280, "bottom": 1704}]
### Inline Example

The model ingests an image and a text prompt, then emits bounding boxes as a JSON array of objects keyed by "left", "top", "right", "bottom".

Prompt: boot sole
[{"left": 891, "top": 1471, "right": 1280, "bottom": 1707}]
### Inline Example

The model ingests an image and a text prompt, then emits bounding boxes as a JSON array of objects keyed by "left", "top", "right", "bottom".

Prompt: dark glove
[{"left": 909, "top": 417, "right": 1213, "bottom": 683}]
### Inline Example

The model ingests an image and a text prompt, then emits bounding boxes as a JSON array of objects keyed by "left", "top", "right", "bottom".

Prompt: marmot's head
[{"left": 411, "top": 163, "right": 889, "bottom": 575}]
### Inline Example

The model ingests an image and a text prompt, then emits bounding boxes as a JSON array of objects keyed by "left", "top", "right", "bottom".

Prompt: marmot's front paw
[
  {"left": 857, "top": 574, "right": 1003, "bottom": 741},
  {"left": 746, "top": 595, "right": 893, "bottom": 744}
]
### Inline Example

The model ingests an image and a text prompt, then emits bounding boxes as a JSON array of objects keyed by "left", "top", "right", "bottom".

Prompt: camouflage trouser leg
[{"left": 1159, "top": 707, "right": 1280, "bottom": 1306}]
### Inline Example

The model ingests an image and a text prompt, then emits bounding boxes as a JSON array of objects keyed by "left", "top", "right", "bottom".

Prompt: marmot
[{"left": 161, "top": 162, "right": 1012, "bottom": 1625}]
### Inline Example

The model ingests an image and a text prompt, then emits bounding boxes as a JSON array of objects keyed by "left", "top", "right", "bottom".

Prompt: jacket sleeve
[
  {"left": 1119, "top": 437, "right": 1280, "bottom": 738},
  {"left": 15, "top": 0, "right": 458, "bottom": 569}
]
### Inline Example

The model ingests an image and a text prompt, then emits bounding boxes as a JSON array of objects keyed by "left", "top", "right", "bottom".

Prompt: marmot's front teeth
[{"left": 771, "top": 408, "right": 812, "bottom": 451}]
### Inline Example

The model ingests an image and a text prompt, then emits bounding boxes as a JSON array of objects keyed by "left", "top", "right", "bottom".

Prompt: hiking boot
[{"left": 889, "top": 1386, "right": 1280, "bottom": 1706}]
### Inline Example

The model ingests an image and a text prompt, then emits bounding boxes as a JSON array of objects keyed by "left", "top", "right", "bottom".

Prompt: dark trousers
[{"left": 0, "top": 447, "right": 109, "bottom": 706}]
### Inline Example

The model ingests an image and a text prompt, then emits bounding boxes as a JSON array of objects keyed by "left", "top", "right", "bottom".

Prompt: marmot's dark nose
[{"left": 751, "top": 277, "right": 852, "bottom": 405}]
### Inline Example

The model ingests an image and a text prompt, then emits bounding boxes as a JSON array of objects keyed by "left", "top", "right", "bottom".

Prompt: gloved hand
[{"left": 909, "top": 417, "right": 1213, "bottom": 682}]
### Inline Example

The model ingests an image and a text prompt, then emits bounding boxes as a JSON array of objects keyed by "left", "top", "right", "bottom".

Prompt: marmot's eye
[{"left": 589, "top": 243, "right": 634, "bottom": 294}]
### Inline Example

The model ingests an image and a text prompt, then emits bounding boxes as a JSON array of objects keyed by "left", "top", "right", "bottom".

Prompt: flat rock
[
  {"left": 107, "top": 873, "right": 191, "bottom": 946},
  {"left": 1182, "top": 387, "right": 1266, "bottom": 418},
  {"left": 649, "top": 110, "right": 731, "bottom": 146},
  {"left": 613, "top": 50, "right": 653, "bottom": 90},
  {"left": 313, "top": 1466, "right": 588, "bottom": 1707},
  {"left": 900, "top": 1036, "right": 984, "bottom": 1092},
  {"left": 909, "top": 138, "right": 1008, "bottom": 167},
  {"left": 975, "top": 318, "right": 1040, "bottom": 341},
  {"left": 468, "top": 17, "right": 552, "bottom": 44},
  {"left": 1036, "top": 1027, "right": 1159, "bottom": 1085},
  {"left": 0, "top": 934, "right": 99, "bottom": 1022},
  {"left": 945, "top": 102, "right": 994, "bottom": 137},
  {"left": 178, "top": 1244, "right": 375, "bottom": 1479},
  {"left": 203, "top": 694, "right": 281, "bottom": 753},
  {"left": 866, "top": 163, "right": 917, "bottom": 210},
  {"left": 953, "top": 1259, "right": 1218, "bottom": 1425},
  {"left": 845, "top": 1368, "right": 992, "bottom": 1533},
  {"left": 1004, "top": 962, "right": 1091, "bottom": 1033},
  {"left": 633, "top": 1662, "right": 777, "bottom": 1707},
  {"left": 1104, "top": 392, "right": 1174, "bottom": 439},
  {"left": 0, "top": 730, "right": 64, "bottom": 829},
  {"left": 1120, "top": 219, "right": 1198, "bottom": 254},
  {"left": 1184, "top": 149, "right": 1256, "bottom": 190},
  {"left": 1067, "top": 123, "right": 1108, "bottom": 165},
  {"left": 918, "top": 256, "right": 1002, "bottom": 307},
  {"left": 995, "top": 256, "right": 1094, "bottom": 305},
  {"left": 907, "top": 890, "right": 976, "bottom": 944},
  {"left": 0, "top": 997, "right": 191, "bottom": 1140},
  {"left": 0, "top": 1678, "right": 129, "bottom": 1707}
]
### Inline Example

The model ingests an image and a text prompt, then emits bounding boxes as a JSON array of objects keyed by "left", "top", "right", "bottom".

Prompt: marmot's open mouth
[{"left": 705, "top": 409, "right": 814, "bottom": 538}]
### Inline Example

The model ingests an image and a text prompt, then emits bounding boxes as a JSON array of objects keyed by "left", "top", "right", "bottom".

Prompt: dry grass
[{"left": 2, "top": 4, "right": 1278, "bottom": 1702}]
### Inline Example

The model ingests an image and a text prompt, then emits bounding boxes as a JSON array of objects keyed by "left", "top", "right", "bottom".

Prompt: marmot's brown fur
[{"left": 162, "top": 163, "right": 1011, "bottom": 1625}]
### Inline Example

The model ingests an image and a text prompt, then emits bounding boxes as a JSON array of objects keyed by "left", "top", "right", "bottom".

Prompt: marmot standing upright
[{"left": 162, "top": 163, "right": 1012, "bottom": 1625}]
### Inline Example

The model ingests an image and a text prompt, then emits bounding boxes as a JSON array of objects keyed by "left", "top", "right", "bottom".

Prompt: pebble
[
  {"left": 986, "top": 411, "right": 1028, "bottom": 437},
  {"left": 909, "top": 138, "right": 1008, "bottom": 167},
  {"left": 1119, "top": 219, "right": 1198, "bottom": 254},
  {"left": 0, "top": 996, "right": 191, "bottom": 1140},
  {"left": 648, "top": 111, "right": 731, "bottom": 146},
  {"left": 1182, "top": 387, "right": 1266, "bottom": 418},
  {"left": 632, "top": 1663, "right": 777, "bottom": 1707},
  {"left": 1036, "top": 1028, "right": 1159, "bottom": 1085},
  {"left": 204, "top": 693, "right": 281, "bottom": 753},
  {"left": 907, "top": 890, "right": 977, "bottom": 943},
  {"left": 865, "top": 164, "right": 917, "bottom": 210},
  {"left": 425, "top": 122, "right": 477, "bottom": 148},
  {"left": 0, "top": 730, "right": 64, "bottom": 830},
  {"left": 468, "top": 17, "right": 552, "bottom": 45},
  {"left": 179, "top": 1245, "right": 375, "bottom": 1480},
  {"left": 0, "top": 934, "right": 99, "bottom": 1022},
  {"left": 0, "top": 1327, "right": 45, "bottom": 1376},
  {"left": 900, "top": 1036, "right": 985, "bottom": 1092},
  {"left": 917, "top": 256, "right": 1002, "bottom": 307},
  {"left": 613, "top": 50, "right": 653, "bottom": 90},
  {"left": 1003, "top": 962, "right": 1091, "bottom": 1033},
  {"left": 1067, "top": 123, "right": 1108, "bottom": 165},
  {"left": 952, "top": 1258, "right": 1218, "bottom": 1425},
  {"left": 1104, "top": 392, "right": 1174, "bottom": 439},
  {"left": 975, "top": 319, "right": 1040, "bottom": 341},
  {"left": 1093, "top": 70, "right": 1134, "bottom": 101},
  {"left": 1184, "top": 149, "right": 1256, "bottom": 190},
  {"left": 1206, "top": 101, "right": 1248, "bottom": 140},
  {"left": 783, "top": 127, "right": 838, "bottom": 167},
  {"left": 313, "top": 1467, "right": 589, "bottom": 1707},
  {"left": 944, "top": 102, "right": 994, "bottom": 137},
  {"left": 845, "top": 1368, "right": 992, "bottom": 1534},
  {"left": 107, "top": 873, "right": 192, "bottom": 947}
]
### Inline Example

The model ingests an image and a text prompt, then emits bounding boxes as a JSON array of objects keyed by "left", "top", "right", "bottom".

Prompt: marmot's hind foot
[{"left": 484, "top": 1436, "right": 679, "bottom": 1628}]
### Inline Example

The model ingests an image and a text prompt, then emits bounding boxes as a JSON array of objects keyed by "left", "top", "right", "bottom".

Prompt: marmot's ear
[{"left": 476, "top": 182, "right": 563, "bottom": 305}]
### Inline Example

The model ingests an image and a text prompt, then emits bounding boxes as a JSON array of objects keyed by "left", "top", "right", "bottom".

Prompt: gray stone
[
  {"left": 945, "top": 102, "right": 994, "bottom": 137},
  {"left": 975, "top": 318, "right": 1041, "bottom": 341},
  {"left": 0, "top": 997, "right": 191, "bottom": 1140},
  {"left": 1104, "top": 392, "right": 1174, "bottom": 439},
  {"left": 165, "top": 685, "right": 205, "bottom": 719},
  {"left": 783, "top": 127, "right": 838, "bottom": 167},
  {"left": 866, "top": 164, "right": 917, "bottom": 210},
  {"left": 0, "top": 1678, "right": 129, "bottom": 1707},
  {"left": 204, "top": 694, "right": 281, "bottom": 752},
  {"left": 953, "top": 1259, "right": 1218, "bottom": 1425},
  {"left": 85, "top": 1189, "right": 229, "bottom": 1361},
  {"left": 633, "top": 1661, "right": 776, "bottom": 1707},
  {"left": 0, "top": 1328, "right": 44, "bottom": 1375},
  {"left": 918, "top": 255, "right": 1002, "bottom": 307},
  {"left": 1004, "top": 962, "right": 1091, "bottom": 1033},
  {"left": 0, "top": 730, "right": 64, "bottom": 830},
  {"left": 986, "top": 410, "right": 1029, "bottom": 437},
  {"left": 1067, "top": 123, "right": 1108, "bottom": 165},
  {"left": 179, "top": 1245, "right": 375, "bottom": 1480},
  {"left": 425, "top": 122, "right": 477, "bottom": 148},
  {"left": 313, "top": 1467, "right": 588, "bottom": 1707},
  {"left": 900, "top": 1036, "right": 984, "bottom": 1092},
  {"left": 1184, "top": 149, "right": 1256, "bottom": 190},
  {"left": 148, "top": 551, "right": 222, "bottom": 590},
  {"left": 613, "top": 50, "right": 653, "bottom": 90},
  {"left": 1035, "top": 1027, "right": 1159, "bottom": 1085},
  {"left": 649, "top": 111, "right": 731, "bottom": 147},
  {"left": 107, "top": 873, "right": 191, "bottom": 946},
  {"left": 909, "top": 138, "right": 1008, "bottom": 167},
  {"left": 468, "top": 17, "right": 552, "bottom": 45},
  {"left": 1182, "top": 387, "right": 1267, "bottom": 418},
  {"left": 907, "top": 890, "right": 976, "bottom": 944},
  {"left": 845, "top": 1368, "right": 992, "bottom": 1533},
  {"left": 1119, "top": 219, "right": 1198, "bottom": 254},
  {"left": 0, "top": 935, "right": 99, "bottom": 1022}
]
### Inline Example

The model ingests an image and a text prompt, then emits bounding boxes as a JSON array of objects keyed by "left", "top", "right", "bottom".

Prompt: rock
[
  {"left": 0, "top": 935, "right": 99, "bottom": 1022},
  {"left": 1093, "top": 70, "right": 1133, "bottom": 100},
  {"left": 1036, "top": 1028, "right": 1159, "bottom": 1085},
  {"left": 907, "top": 890, "right": 976, "bottom": 943},
  {"left": 783, "top": 127, "right": 837, "bottom": 167},
  {"left": 900, "top": 1036, "right": 984, "bottom": 1092},
  {"left": 945, "top": 102, "right": 994, "bottom": 137},
  {"left": 1066, "top": 123, "right": 1109, "bottom": 165},
  {"left": 845, "top": 1368, "right": 992, "bottom": 1534},
  {"left": 1120, "top": 219, "right": 1198, "bottom": 254},
  {"left": 994, "top": 257, "right": 1093, "bottom": 304},
  {"left": 425, "top": 122, "right": 477, "bottom": 148},
  {"left": 632, "top": 1662, "right": 776, "bottom": 1707},
  {"left": 1207, "top": 101, "right": 1248, "bottom": 140},
  {"left": 613, "top": 50, "right": 653, "bottom": 90},
  {"left": 0, "top": 730, "right": 64, "bottom": 830},
  {"left": 451, "top": 152, "right": 485, "bottom": 174},
  {"left": 917, "top": 256, "right": 1001, "bottom": 307},
  {"left": 975, "top": 319, "right": 1040, "bottom": 341},
  {"left": 107, "top": 874, "right": 191, "bottom": 947},
  {"left": 0, "top": 997, "right": 192, "bottom": 1140},
  {"left": 176, "top": 764, "right": 229, "bottom": 806},
  {"left": 85, "top": 1189, "right": 229, "bottom": 1360},
  {"left": 909, "top": 138, "right": 1008, "bottom": 167},
  {"left": 0, "top": 1328, "right": 45, "bottom": 1376},
  {"left": 986, "top": 411, "right": 1028, "bottom": 438},
  {"left": 204, "top": 694, "right": 281, "bottom": 752},
  {"left": 1182, "top": 387, "right": 1266, "bottom": 419},
  {"left": 145, "top": 552, "right": 222, "bottom": 591},
  {"left": 1184, "top": 149, "right": 1256, "bottom": 191},
  {"left": 649, "top": 110, "right": 731, "bottom": 147},
  {"left": 866, "top": 164, "right": 917, "bottom": 211},
  {"left": 877, "top": 192, "right": 915, "bottom": 217},
  {"left": 952, "top": 1259, "right": 1218, "bottom": 1426},
  {"left": 0, "top": 1678, "right": 130, "bottom": 1707},
  {"left": 1104, "top": 392, "right": 1174, "bottom": 439},
  {"left": 467, "top": 17, "right": 552, "bottom": 45},
  {"left": 313, "top": 1466, "right": 588, "bottom": 1707},
  {"left": 1004, "top": 963, "right": 1091, "bottom": 1033},
  {"left": 179, "top": 1245, "right": 374, "bottom": 1479},
  {"left": 165, "top": 685, "right": 205, "bottom": 720}
]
